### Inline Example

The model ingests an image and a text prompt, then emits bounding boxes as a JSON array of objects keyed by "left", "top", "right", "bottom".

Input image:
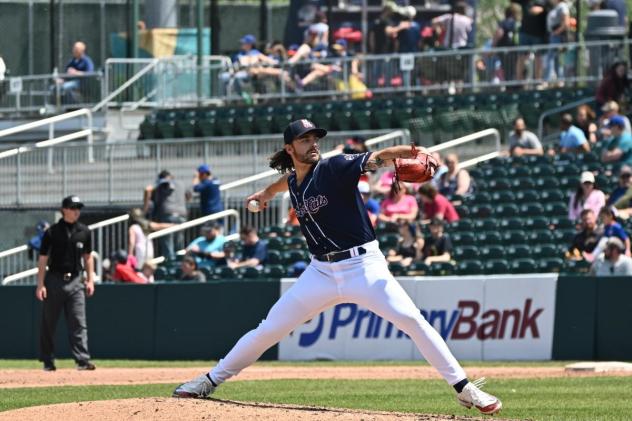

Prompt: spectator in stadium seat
[
  {"left": 379, "top": 181, "right": 419, "bottom": 223},
  {"left": 111, "top": 250, "right": 147, "bottom": 284},
  {"left": 432, "top": 1, "right": 473, "bottom": 49},
  {"left": 373, "top": 169, "right": 397, "bottom": 196},
  {"left": 186, "top": 223, "right": 225, "bottom": 269},
  {"left": 386, "top": 221, "right": 423, "bottom": 267},
  {"left": 417, "top": 183, "right": 460, "bottom": 223},
  {"left": 438, "top": 153, "right": 473, "bottom": 198},
  {"left": 127, "top": 208, "right": 154, "bottom": 268},
  {"left": 601, "top": 116, "right": 632, "bottom": 167},
  {"left": 508, "top": 117, "right": 544, "bottom": 156},
  {"left": 598, "top": 206, "right": 630, "bottom": 255},
  {"left": 54, "top": 41, "right": 94, "bottom": 103},
  {"left": 596, "top": 62, "right": 630, "bottom": 108},
  {"left": 193, "top": 164, "right": 223, "bottom": 217},
  {"left": 143, "top": 170, "right": 190, "bottom": 261},
  {"left": 180, "top": 255, "right": 206, "bottom": 282},
  {"left": 568, "top": 171, "right": 606, "bottom": 221},
  {"left": 386, "top": 6, "right": 421, "bottom": 53},
  {"left": 576, "top": 105, "right": 598, "bottom": 144},
  {"left": 590, "top": 236, "right": 632, "bottom": 276},
  {"left": 226, "top": 226, "right": 267, "bottom": 270},
  {"left": 430, "top": 152, "right": 448, "bottom": 189},
  {"left": 559, "top": 113, "right": 590, "bottom": 153},
  {"left": 139, "top": 261, "right": 156, "bottom": 283},
  {"left": 599, "top": 101, "right": 632, "bottom": 138},
  {"left": 358, "top": 181, "right": 379, "bottom": 227},
  {"left": 607, "top": 165, "right": 632, "bottom": 207},
  {"left": 418, "top": 218, "right": 453, "bottom": 265},
  {"left": 567, "top": 209, "right": 603, "bottom": 261}
]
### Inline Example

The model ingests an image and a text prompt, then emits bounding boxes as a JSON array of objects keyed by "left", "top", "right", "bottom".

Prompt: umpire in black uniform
[{"left": 35, "top": 195, "right": 96, "bottom": 371}]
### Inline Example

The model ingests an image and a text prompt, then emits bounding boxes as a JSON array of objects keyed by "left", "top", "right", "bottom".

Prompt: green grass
[
  {"left": 1, "top": 378, "right": 632, "bottom": 420},
  {"left": 0, "top": 359, "right": 584, "bottom": 369}
]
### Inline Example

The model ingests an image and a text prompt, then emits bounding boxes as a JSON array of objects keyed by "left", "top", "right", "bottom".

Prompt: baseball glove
[{"left": 393, "top": 144, "right": 438, "bottom": 184}]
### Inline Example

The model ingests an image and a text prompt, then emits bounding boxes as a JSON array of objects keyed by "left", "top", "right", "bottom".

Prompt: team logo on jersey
[
  {"left": 343, "top": 153, "right": 362, "bottom": 160},
  {"left": 295, "top": 194, "right": 329, "bottom": 217},
  {"left": 301, "top": 119, "right": 314, "bottom": 128}
]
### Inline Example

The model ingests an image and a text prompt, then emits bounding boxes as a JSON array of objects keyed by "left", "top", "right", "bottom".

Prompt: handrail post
[
  {"left": 108, "top": 144, "right": 114, "bottom": 203},
  {"left": 48, "top": 122, "right": 54, "bottom": 174},
  {"left": 87, "top": 110, "right": 94, "bottom": 163},
  {"left": 62, "top": 148, "right": 67, "bottom": 197},
  {"left": 16, "top": 149, "right": 21, "bottom": 206}
]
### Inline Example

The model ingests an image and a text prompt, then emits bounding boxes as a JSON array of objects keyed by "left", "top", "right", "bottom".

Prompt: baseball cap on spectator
[
  {"left": 358, "top": 181, "right": 371, "bottom": 194},
  {"left": 240, "top": 34, "right": 256, "bottom": 45},
  {"left": 580, "top": 171, "right": 595, "bottom": 184},
  {"left": 401, "top": 5, "right": 417, "bottom": 18},
  {"left": 606, "top": 236, "right": 625, "bottom": 252},
  {"left": 607, "top": 115, "right": 626, "bottom": 128},
  {"left": 602, "top": 101, "right": 620, "bottom": 113},
  {"left": 62, "top": 195, "right": 84, "bottom": 209},
  {"left": 620, "top": 165, "right": 632, "bottom": 177},
  {"left": 333, "top": 39, "right": 348, "bottom": 50},
  {"left": 197, "top": 164, "right": 211, "bottom": 174},
  {"left": 287, "top": 44, "right": 299, "bottom": 56},
  {"left": 284, "top": 119, "right": 327, "bottom": 144}
]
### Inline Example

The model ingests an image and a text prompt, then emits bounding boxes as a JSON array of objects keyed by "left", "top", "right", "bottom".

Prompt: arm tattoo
[{"left": 364, "top": 156, "right": 385, "bottom": 172}]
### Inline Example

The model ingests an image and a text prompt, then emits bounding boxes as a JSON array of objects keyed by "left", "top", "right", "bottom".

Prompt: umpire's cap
[
  {"left": 284, "top": 119, "right": 327, "bottom": 144},
  {"left": 61, "top": 195, "right": 84, "bottom": 209}
]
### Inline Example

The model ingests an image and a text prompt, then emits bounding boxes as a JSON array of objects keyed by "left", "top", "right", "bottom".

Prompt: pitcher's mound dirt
[{"left": 0, "top": 397, "right": 510, "bottom": 421}]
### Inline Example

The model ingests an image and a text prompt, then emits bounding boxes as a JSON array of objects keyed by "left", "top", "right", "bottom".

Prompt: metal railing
[
  {"left": 0, "top": 71, "right": 103, "bottom": 114},
  {"left": 2, "top": 213, "right": 130, "bottom": 286},
  {"left": 146, "top": 209, "right": 240, "bottom": 265},
  {"left": 0, "top": 129, "right": 391, "bottom": 207},
  {"left": 537, "top": 97, "right": 597, "bottom": 142},
  {"left": 0, "top": 108, "right": 94, "bottom": 182}
]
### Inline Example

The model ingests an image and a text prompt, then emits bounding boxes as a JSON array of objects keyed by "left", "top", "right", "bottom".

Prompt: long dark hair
[
  {"left": 269, "top": 149, "right": 294, "bottom": 173},
  {"left": 572, "top": 181, "right": 595, "bottom": 209}
]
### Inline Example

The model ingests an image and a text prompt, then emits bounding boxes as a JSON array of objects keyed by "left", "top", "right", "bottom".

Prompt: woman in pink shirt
[
  {"left": 378, "top": 181, "right": 419, "bottom": 223},
  {"left": 568, "top": 171, "right": 605, "bottom": 221},
  {"left": 417, "top": 183, "right": 460, "bottom": 223}
]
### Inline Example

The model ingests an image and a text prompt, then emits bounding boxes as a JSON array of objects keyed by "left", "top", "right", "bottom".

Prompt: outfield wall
[{"left": 0, "top": 275, "right": 631, "bottom": 360}]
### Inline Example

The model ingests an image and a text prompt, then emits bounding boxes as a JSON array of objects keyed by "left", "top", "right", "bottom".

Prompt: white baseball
[{"left": 247, "top": 200, "right": 260, "bottom": 213}]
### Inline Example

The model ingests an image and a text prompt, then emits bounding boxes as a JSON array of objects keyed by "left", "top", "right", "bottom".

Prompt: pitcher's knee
[
  {"left": 391, "top": 312, "right": 424, "bottom": 332},
  {"left": 251, "top": 318, "right": 290, "bottom": 345}
]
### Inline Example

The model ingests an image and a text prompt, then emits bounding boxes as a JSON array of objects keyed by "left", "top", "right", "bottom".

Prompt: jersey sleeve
[
  {"left": 83, "top": 227, "right": 93, "bottom": 254},
  {"left": 39, "top": 229, "right": 52, "bottom": 256},
  {"left": 327, "top": 153, "right": 371, "bottom": 188}
]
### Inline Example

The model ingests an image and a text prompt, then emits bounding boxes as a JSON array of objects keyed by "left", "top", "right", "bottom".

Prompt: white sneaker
[
  {"left": 172, "top": 373, "right": 216, "bottom": 398},
  {"left": 456, "top": 378, "right": 502, "bottom": 415}
]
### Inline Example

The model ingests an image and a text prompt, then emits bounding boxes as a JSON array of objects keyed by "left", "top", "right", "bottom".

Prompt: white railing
[
  {"left": 1, "top": 213, "right": 130, "bottom": 286},
  {"left": 0, "top": 108, "right": 94, "bottom": 177}
]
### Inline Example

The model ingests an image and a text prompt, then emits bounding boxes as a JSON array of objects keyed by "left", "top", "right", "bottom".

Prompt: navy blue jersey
[{"left": 287, "top": 152, "right": 376, "bottom": 255}]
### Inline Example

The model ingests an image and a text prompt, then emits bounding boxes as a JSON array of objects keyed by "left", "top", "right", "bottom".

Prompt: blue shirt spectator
[
  {"left": 559, "top": 113, "right": 590, "bottom": 153},
  {"left": 604, "top": 221, "right": 628, "bottom": 242},
  {"left": 193, "top": 164, "right": 223, "bottom": 216},
  {"left": 186, "top": 223, "right": 225, "bottom": 268},
  {"left": 602, "top": 116, "right": 632, "bottom": 166},
  {"left": 227, "top": 226, "right": 267, "bottom": 269}
]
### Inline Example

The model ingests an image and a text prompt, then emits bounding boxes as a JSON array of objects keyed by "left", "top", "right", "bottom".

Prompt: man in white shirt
[
  {"left": 590, "top": 237, "right": 632, "bottom": 276},
  {"left": 508, "top": 117, "right": 544, "bottom": 156},
  {"left": 432, "top": 1, "right": 473, "bottom": 49}
]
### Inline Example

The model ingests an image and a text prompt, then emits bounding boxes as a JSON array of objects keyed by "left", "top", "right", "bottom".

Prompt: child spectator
[
  {"left": 180, "top": 255, "right": 207, "bottom": 282},
  {"left": 139, "top": 261, "right": 156, "bottom": 283},
  {"left": 417, "top": 183, "right": 460, "bottom": 223},
  {"left": 418, "top": 218, "right": 453, "bottom": 265},
  {"left": 599, "top": 207, "right": 630, "bottom": 255},
  {"left": 111, "top": 250, "right": 147, "bottom": 284}
]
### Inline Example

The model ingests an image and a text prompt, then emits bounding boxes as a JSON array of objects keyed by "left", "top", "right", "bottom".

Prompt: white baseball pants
[{"left": 210, "top": 240, "right": 467, "bottom": 385}]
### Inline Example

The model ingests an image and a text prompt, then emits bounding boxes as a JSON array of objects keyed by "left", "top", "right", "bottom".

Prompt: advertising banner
[{"left": 279, "top": 274, "right": 557, "bottom": 361}]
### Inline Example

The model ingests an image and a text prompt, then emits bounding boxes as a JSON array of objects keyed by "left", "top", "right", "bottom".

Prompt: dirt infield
[{"left": 1, "top": 365, "right": 630, "bottom": 420}]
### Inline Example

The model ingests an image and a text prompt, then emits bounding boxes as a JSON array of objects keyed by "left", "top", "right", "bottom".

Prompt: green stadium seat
[
  {"left": 562, "top": 259, "right": 591, "bottom": 274},
  {"left": 536, "top": 177, "right": 561, "bottom": 189},
  {"left": 452, "top": 218, "right": 474, "bottom": 232},
  {"left": 214, "top": 266, "right": 237, "bottom": 279},
  {"left": 378, "top": 234, "right": 399, "bottom": 249},
  {"left": 533, "top": 244, "right": 560, "bottom": 259},
  {"left": 532, "top": 164, "right": 556, "bottom": 177},
  {"left": 483, "top": 167, "right": 508, "bottom": 178},
  {"left": 372, "top": 109, "right": 394, "bottom": 129},
  {"left": 488, "top": 179, "right": 512, "bottom": 191},
  {"left": 492, "top": 191, "right": 516, "bottom": 203},
  {"left": 515, "top": 190, "right": 540, "bottom": 203},
  {"left": 155, "top": 120, "right": 177, "bottom": 139},
  {"left": 282, "top": 250, "right": 308, "bottom": 265},
  {"left": 452, "top": 232, "right": 476, "bottom": 246},
  {"left": 454, "top": 245, "right": 479, "bottom": 260},
  {"left": 388, "top": 262, "right": 407, "bottom": 276},
  {"left": 266, "top": 237, "right": 285, "bottom": 251},
  {"left": 471, "top": 204, "right": 493, "bottom": 218},
  {"left": 408, "top": 262, "right": 429, "bottom": 276},
  {"left": 508, "top": 166, "right": 532, "bottom": 177},
  {"left": 332, "top": 111, "right": 353, "bottom": 131},
  {"left": 266, "top": 250, "right": 283, "bottom": 265},
  {"left": 469, "top": 191, "right": 491, "bottom": 205},
  {"left": 238, "top": 266, "right": 262, "bottom": 279},
  {"left": 502, "top": 230, "right": 527, "bottom": 245},
  {"left": 551, "top": 218, "right": 575, "bottom": 230},
  {"left": 352, "top": 110, "right": 372, "bottom": 130},
  {"left": 484, "top": 259, "right": 510, "bottom": 274},
  {"left": 511, "top": 258, "right": 538, "bottom": 273},
  {"left": 538, "top": 258, "right": 564, "bottom": 273},
  {"left": 541, "top": 189, "right": 566, "bottom": 202},
  {"left": 545, "top": 202, "right": 568, "bottom": 217},
  {"left": 284, "top": 237, "right": 307, "bottom": 250},
  {"left": 283, "top": 225, "right": 303, "bottom": 237},
  {"left": 512, "top": 178, "right": 536, "bottom": 190},
  {"left": 499, "top": 218, "right": 524, "bottom": 230},
  {"left": 506, "top": 245, "right": 532, "bottom": 259},
  {"left": 474, "top": 219, "right": 498, "bottom": 231},
  {"left": 555, "top": 164, "right": 581, "bottom": 177},
  {"left": 457, "top": 260, "right": 483, "bottom": 275},
  {"left": 481, "top": 245, "right": 505, "bottom": 259},
  {"left": 525, "top": 216, "right": 550, "bottom": 230},
  {"left": 262, "top": 265, "right": 286, "bottom": 278},
  {"left": 478, "top": 231, "right": 503, "bottom": 245},
  {"left": 496, "top": 204, "right": 520, "bottom": 218},
  {"left": 176, "top": 117, "right": 197, "bottom": 138},
  {"left": 154, "top": 266, "right": 169, "bottom": 281},
  {"left": 521, "top": 203, "right": 545, "bottom": 216},
  {"left": 529, "top": 229, "right": 555, "bottom": 244},
  {"left": 429, "top": 262, "right": 455, "bottom": 276}
]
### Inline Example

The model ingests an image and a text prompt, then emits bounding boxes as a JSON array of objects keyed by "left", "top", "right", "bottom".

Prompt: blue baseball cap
[
  {"left": 240, "top": 34, "right": 256, "bottom": 45},
  {"left": 283, "top": 119, "right": 327, "bottom": 144},
  {"left": 607, "top": 115, "right": 626, "bottom": 128},
  {"left": 333, "top": 39, "right": 348, "bottom": 49},
  {"left": 197, "top": 164, "right": 211, "bottom": 174}
]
